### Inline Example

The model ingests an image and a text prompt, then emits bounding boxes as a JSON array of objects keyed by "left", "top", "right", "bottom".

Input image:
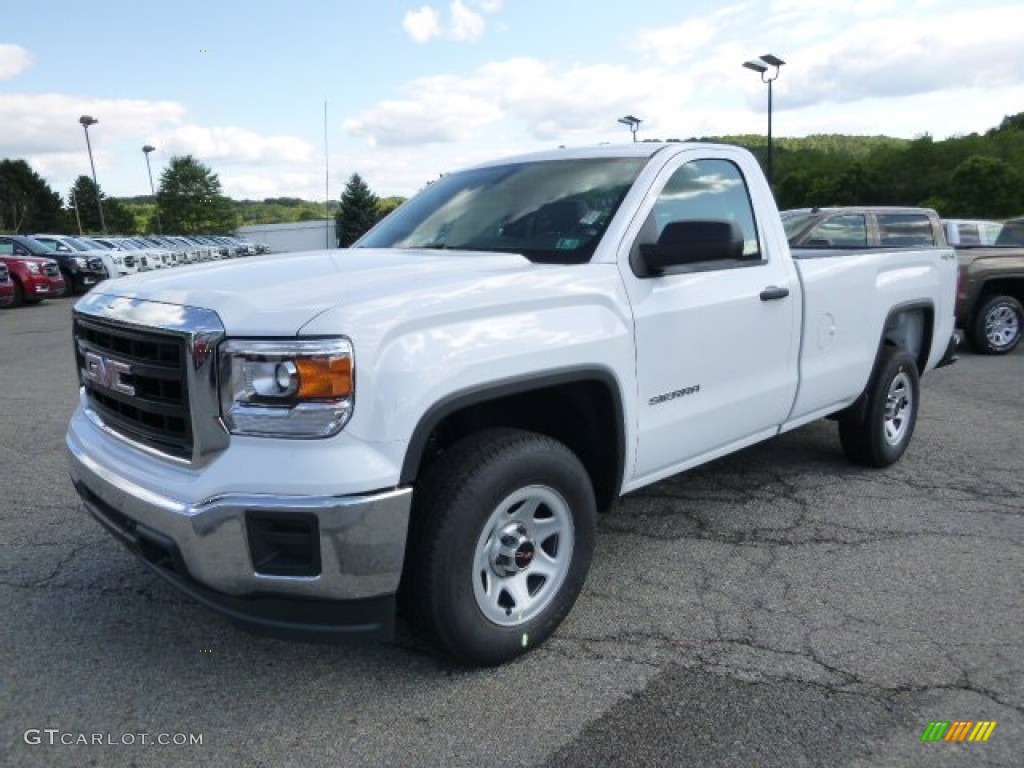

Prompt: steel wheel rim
[
  {"left": 985, "top": 305, "right": 1019, "bottom": 349},
  {"left": 883, "top": 371, "right": 913, "bottom": 446},
  {"left": 472, "top": 485, "right": 574, "bottom": 627}
]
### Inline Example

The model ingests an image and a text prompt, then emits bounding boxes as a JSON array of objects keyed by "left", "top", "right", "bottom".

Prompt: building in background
[{"left": 237, "top": 219, "right": 336, "bottom": 254}]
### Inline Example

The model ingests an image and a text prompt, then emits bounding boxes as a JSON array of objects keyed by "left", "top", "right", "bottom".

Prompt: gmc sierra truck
[{"left": 66, "top": 143, "right": 959, "bottom": 666}]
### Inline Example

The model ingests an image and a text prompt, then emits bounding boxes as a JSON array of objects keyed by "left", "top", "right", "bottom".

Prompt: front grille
[
  {"left": 124, "top": 254, "right": 136, "bottom": 268},
  {"left": 74, "top": 316, "right": 193, "bottom": 460},
  {"left": 0, "top": 264, "right": 9, "bottom": 281},
  {"left": 88, "top": 257, "right": 104, "bottom": 272},
  {"left": 44, "top": 262, "right": 59, "bottom": 278}
]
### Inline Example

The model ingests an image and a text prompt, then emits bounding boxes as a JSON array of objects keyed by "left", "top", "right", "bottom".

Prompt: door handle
[{"left": 759, "top": 286, "right": 790, "bottom": 301}]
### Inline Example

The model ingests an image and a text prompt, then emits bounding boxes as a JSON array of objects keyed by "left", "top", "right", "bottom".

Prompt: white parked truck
[{"left": 66, "top": 143, "right": 959, "bottom": 665}]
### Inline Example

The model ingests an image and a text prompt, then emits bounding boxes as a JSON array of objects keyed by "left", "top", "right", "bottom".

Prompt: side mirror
[{"left": 640, "top": 219, "right": 744, "bottom": 273}]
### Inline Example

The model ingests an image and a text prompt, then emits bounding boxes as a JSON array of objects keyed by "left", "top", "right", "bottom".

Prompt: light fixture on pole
[
  {"left": 142, "top": 144, "right": 163, "bottom": 234},
  {"left": 78, "top": 115, "right": 107, "bottom": 234},
  {"left": 617, "top": 115, "right": 642, "bottom": 142},
  {"left": 742, "top": 54, "right": 785, "bottom": 186}
]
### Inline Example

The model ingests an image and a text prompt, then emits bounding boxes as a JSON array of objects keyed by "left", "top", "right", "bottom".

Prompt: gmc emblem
[{"left": 83, "top": 351, "right": 135, "bottom": 396}]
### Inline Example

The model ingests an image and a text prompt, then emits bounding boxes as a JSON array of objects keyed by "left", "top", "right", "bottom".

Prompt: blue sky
[{"left": 3, "top": 0, "right": 1023, "bottom": 202}]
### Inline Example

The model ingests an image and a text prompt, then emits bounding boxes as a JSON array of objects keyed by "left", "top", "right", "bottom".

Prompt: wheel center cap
[
  {"left": 514, "top": 541, "right": 535, "bottom": 568},
  {"left": 491, "top": 524, "right": 534, "bottom": 576}
]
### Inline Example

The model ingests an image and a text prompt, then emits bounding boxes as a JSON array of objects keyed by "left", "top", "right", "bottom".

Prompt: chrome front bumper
[{"left": 67, "top": 430, "right": 412, "bottom": 638}]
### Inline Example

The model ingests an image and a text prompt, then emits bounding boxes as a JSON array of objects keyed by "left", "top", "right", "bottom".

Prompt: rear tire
[
  {"left": 970, "top": 295, "right": 1022, "bottom": 355},
  {"left": 839, "top": 346, "right": 920, "bottom": 467},
  {"left": 403, "top": 428, "right": 596, "bottom": 666}
]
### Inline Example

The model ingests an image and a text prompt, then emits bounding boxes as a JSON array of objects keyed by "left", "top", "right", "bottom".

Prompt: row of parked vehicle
[
  {"left": 780, "top": 207, "right": 1024, "bottom": 355},
  {"left": 0, "top": 233, "right": 270, "bottom": 309}
]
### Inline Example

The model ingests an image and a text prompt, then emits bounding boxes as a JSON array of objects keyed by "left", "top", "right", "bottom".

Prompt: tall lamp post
[
  {"left": 78, "top": 115, "right": 107, "bottom": 233},
  {"left": 142, "top": 144, "right": 163, "bottom": 234},
  {"left": 742, "top": 54, "right": 785, "bottom": 186},
  {"left": 617, "top": 115, "right": 642, "bottom": 142}
]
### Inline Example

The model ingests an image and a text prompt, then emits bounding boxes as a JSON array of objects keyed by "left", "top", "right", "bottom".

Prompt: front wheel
[
  {"left": 970, "top": 295, "right": 1023, "bottom": 355},
  {"left": 404, "top": 429, "right": 596, "bottom": 666},
  {"left": 839, "top": 346, "right": 920, "bottom": 467}
]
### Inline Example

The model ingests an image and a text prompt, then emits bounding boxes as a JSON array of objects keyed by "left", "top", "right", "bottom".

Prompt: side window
[
  {"left": 877, "top": 214, "right": 936, "bottom": 247},
  {"left": 805, "top": 215, "right": 867, "bottom": 247},
  {"left": 650, "top": 159, "right": 761, "bottom": 260},
  {"left": 956, "top": 223, "right": 980, "bottom": 246},
  {"left": 0, "top": 242, "right": 13, "bottom": 255}
]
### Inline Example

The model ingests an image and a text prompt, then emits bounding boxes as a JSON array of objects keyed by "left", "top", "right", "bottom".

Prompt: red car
[
  {"left": 0, "top": 245, "right": 66, "bottom": 306},
  {"left": 0, "top": 261, "right": 14, "bottom": 307}
]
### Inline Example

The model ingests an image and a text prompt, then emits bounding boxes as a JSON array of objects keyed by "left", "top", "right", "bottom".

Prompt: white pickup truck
[{"left": 66, "top": 143, "right": 959, "bottom": 665}]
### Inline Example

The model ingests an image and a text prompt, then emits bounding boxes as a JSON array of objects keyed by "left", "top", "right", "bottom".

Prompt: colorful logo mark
[{"left": 921, "top": 721, "right": 997, "bottom": 742}]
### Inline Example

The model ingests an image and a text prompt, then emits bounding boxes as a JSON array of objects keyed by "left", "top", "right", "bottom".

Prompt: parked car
[
  {"left": 782, "top": 206, "right": 946, "bottom": 248},
  {"left": 0, "top": 234, "right": 105, "bottom": 296},
  {"left": 80, "top": 237, "right": 141, "bottom": 276},
  {"left": 67, "top": 142, "right": 958, "bottom": 665},
  {"left": 31, "top": 234, "right": 116, "bottom": 289},
  {"left": 0, "top": 243, "right": 65, "bottom": 306},
  {"left": 0, "top": 262, "right": 14, "bottom": 307}
]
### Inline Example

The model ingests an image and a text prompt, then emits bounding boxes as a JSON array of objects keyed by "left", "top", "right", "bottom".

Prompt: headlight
[
  {"left": 219, "top": 338, "right": 354, "bottom": 438},
  {"left": 26, "top": 262, "right": 41, "bottom": 274},
  {"left": 73, "top": 257, "right": 87, "bottom": 267}
]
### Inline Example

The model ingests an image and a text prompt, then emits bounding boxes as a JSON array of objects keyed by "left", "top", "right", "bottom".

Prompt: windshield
[
  {"left": 356, "top": 157, "right": 646, "bottom": 264},
  {"left": 995, "top": 220, "right": 1024, "bottom": 246},
  {"left": 60, "top": 237, "right": 96, "bottom": 251}
]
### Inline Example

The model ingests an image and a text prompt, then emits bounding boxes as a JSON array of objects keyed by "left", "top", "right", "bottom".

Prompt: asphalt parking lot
[{"left": 1, "top": 298, "right": 1021, "bottom": 768}]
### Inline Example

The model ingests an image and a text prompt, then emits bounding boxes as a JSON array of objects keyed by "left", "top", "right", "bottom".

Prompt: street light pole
[
  {"left": 142, "top": 144, "right": 163, "bottom": 234},
  {"left": 742, "top": 54, "right": 786, "bottom": 186},
  {"left": 78, "top": 115, "right": 107, "bottom": 234},
  {"left": 617, "top": 115, "right": 642, "bottom": 142}
]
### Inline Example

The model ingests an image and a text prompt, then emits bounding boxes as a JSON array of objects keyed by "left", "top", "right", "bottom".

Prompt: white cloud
[
  {"left": 0, "top": 93, "right": 186, "bottom": 155},
  {"left": 402, "top": 6, "right": 442, "bottom": 43},
  {"left": 345, "top": 57, "right": 679, "bottom": 148},
  {"left": 449, "top": 0, "right": 486, "bottom": 42},
  {"left": 401, "top": 0, "right": 499, "bottom": 44},
  {"left": 0, "top": 44, "right": 33, "bottom": 80},
  {"left": 159, "top": 125, "right": 314, "bottom": 165}
]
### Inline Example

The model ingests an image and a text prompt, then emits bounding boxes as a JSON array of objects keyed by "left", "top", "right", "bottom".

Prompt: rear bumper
[{"left": 67, "top": 429, "right": 412, "bottom": 640}]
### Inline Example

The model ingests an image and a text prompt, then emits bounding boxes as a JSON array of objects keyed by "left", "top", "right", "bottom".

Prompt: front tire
[
  {"left": 970, "top": 295, "right": 1023, "bottom": 355},
  {"left": 8, "top": 278, "right": 25, "bottom": 307},
  {"left": 839, "top": 346, "right": 920, "bottom": 467},
  {"left": 404, "top": 429, "right": 596, "bottom": 666}
]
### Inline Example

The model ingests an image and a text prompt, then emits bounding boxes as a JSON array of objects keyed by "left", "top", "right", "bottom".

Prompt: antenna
[{"left": 324, "top": 100, "right": 330, "bottom": 249}]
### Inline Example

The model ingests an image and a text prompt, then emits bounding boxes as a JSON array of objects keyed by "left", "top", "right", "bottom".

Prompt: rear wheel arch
[{"left": 881, "top": 302, "right": 933, "bottom": 374}]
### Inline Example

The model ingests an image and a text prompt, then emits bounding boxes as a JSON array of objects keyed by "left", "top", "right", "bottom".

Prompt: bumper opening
[{"left": 246, "top": 510, "right": 322, "bottom": 577}]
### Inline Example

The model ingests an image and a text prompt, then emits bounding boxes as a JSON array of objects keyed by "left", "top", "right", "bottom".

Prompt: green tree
[
  {"left": 0, "top": 158, "right": 63, "bottom": 232},
  {"left": 68, "top": 176, "right": 110, "bottom": 233},
  {"left": 156, "top": 155, "right": 238, "bottom": 234},
  {"left": 377, "top": 196, "right": 406, "bottom": 220},
  {"left": 336, "top": 173, "right": 380, "bottom": 247},
  {"left": 947, "top": 156, "right": 1022, "bottom": 218}
]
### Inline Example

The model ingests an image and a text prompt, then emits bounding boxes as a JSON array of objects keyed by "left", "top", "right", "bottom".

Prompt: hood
[{"left": 87, "top": 248, "right": 536, "bottom": 335}]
